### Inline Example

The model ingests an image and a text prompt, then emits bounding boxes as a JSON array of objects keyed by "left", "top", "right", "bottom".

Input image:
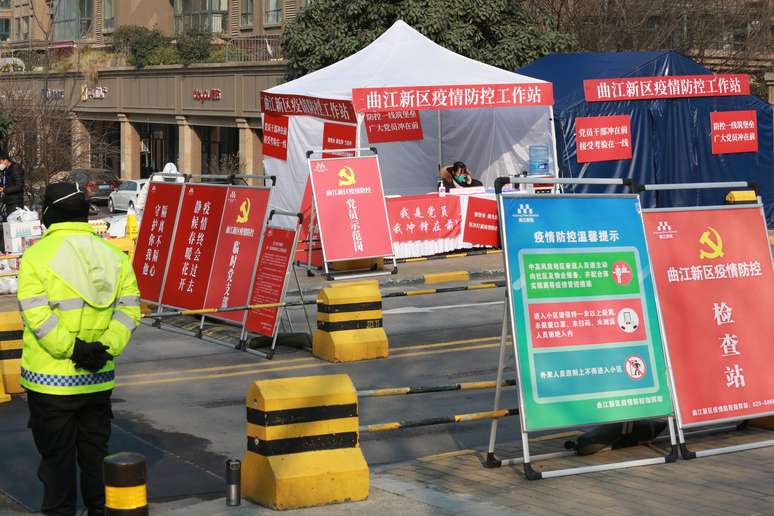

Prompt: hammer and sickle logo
[
  {"left": 237, "top": 198, "right": 251, "bottom": 224},
  {"left": 699, "top": 226, "right": 724, "bottom": 260},
  {"left": 338, "top": 166, "right": 356, "bottom": 187}
]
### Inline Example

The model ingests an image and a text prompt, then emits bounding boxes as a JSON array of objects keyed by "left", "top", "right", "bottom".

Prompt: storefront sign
[
  {"left": 203, "top": 187, "right": 271, "bottom": 323},
  {"left": 584, "top": 74, "right": 749, "bottom": 102},
  {"left": 41, "top": 88, "right": 65, "bottom": 100},
  {"left": 261, "top": 92, "right": 357, "bottom": 123},
  {"left": 81, "top": 85, "right": 109, "bottom": 101},
  {"left": 352, "top": 82, "right": 554, "bottom": 113},
  {"left": 245, "top": 226, "right": 296, "bottom": 337},
  {"left": 575, "top": 115, "right": 632, "bottom": 163},
  {"left": 322, "top": 122, "right": 357, "bottom": 158},
  {"left": 386, "top": 194, "right": 462, "bottom": 243},
  {"left": 501, "top": 195, "right": 673, "bottom": 431},
  {"left": 133, "top": 182, "right": 184, "bottom": 303},
  {"left": 263, "top": 114, "right": 289, "bottom": 160},
  {"left": 643, "top": 206, "right": 774, "bottom": 427},
  {"left": 462, "top": 196, "right": 498, "bottom": 246},
  {"left": 193, "top": 88, "right": 222, "bottom": 102},
  {"left": 309, "top": 155, "right": 393, "bottom": 262},
  {"left": 710, "top": 110, "right": 758, "bottom": 155},
  {"left": 364, "top": 110, "right": 423, "bottom": 143},
  {"left": 160, "top": 184, "right": 227, "bottom": 310}
]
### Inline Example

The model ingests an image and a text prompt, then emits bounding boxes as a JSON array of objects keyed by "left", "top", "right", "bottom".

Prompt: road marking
[{"left": 383, "top": 301, "right": 504, "bottom": 315}]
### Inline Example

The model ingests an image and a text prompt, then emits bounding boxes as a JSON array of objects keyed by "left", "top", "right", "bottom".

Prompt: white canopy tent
[{"left": 261, "top": 20, "right": 557, "bottom": 221}]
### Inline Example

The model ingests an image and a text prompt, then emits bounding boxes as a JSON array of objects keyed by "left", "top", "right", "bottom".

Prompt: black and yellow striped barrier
[
  {"left": 313, "top": 280, "right": 388, "bottom": 362},
  {"left": 725, "top": 190, "right": 757, "bottom": 204},
  {"left": 359, "top": 378, "right": 516, "bottom": 398},
  {"left": 360, "top": 408, "right": 518, "bottom": 433},
  {"left": 242, "top": 374, "right": 369, "bottom": 509},
  {"left": 103, "top": 452, "right": 148, "bottom": 516},
  {"left": 381, "top": 280, "right": 505, "bottom": 300},
  {"left": 0, "top": 310, "right": 24, "bottom": 402}
]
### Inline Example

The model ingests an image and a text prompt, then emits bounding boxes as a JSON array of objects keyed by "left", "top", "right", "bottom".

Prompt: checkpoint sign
[
  {"left": 644, "top": 205, "right": 774, "bottom": 427},
  {"left": 500, "top": 195, "right": 673, "bottom": 431}
]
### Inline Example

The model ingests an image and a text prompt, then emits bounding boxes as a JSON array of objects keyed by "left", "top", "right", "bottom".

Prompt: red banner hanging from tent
[
  {"left": 309, "top": 155, "right": 393, "bottom": 262},
  {"left": 644, "top": 206, "right": 774, "bottom": 426},
  {"left": 352, "top": 82, "right": 553, "bottom": 112},
  {"left": 133, "top": 182, "right": 184, "bottom": 303},
  {"left": 263, "top": 114, "right": 289, "bottom": 160},
  {"left": 160, "top": 184, "right": 227, "bottom": 310},
  {"left": 322, "top": 122, "right": 357, "bottom": 158},
  {"left": 364, "top": 111, "right": 423, "bottom": 143},
  {"left": 386, "top": 194, "right": 461, "bottom": 243},
  {"left": 462, "top": 196, "right": 499, "bottom": 246},
  {"left": 584, "top": 74, "right": 750, "bottom": 102},
  {"left": 245, "top": 226, "right": 296, "bottom": 337},
  {"left": 575, "top": 115, "right": 633, "bottom": 163},
  {"left": 261, "top": 92, "right": 356, "bottom": 123},
  {"left": 710, "top": 110, "right": 758, "bottom": 155},
  {"left": 203, "top": 187, "right": 271, "bottom": 323}
]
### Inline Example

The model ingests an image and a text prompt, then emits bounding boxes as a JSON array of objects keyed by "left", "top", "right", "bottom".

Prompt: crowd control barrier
[
  {"left": 0, "top": 310, "right": 23, "bottom": 403},
  {"left": 242, "top": 374, "right": 368, "bottom": 509},
  {"left": 103, "top": 452, "right": 148, "bottom": 516}
]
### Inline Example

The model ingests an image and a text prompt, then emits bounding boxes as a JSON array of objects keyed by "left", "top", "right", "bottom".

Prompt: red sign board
[
  {"left": 364, "top": 111, "right": 423, "bottom": 143},
  {"left": 584, "top": 74, "right": 750, "bottom": 102},
  {"left": 245, "top": 226, "right": 296, "bottom": 337},
  {"left": 160, "top": 184, "right": 227, "bottom": 310},
  {"left": 644, "top": 206, "right": 774, "bottom": 426},
  {"left": 295, "top": 177, "right": 323, "bottom": 267},
  {"left": 263, "top": 114, "right": 289, "bottom": 160},
  {"left": 309, "top": 155, "right": 393, "bottom": 262},
  {"left": 576, "top": 115, "right": 632, "bottom": 163},
  {"left": 133, "top": 182, "right": 184, "bottom": 303},
  {"left": 710, "top": 110, "right": 758, "bottom": 155},
  {"left": 462, "top": 196, "right": 499, "bottom": 246},
  {"left": 386, "top": 194, "right": 461, "bottom": 243},
  {"left": 261, "top": 92, "right": 356, "bottom": 123},
  {"left": 322, "top": 122, "right": 357, "bottom": 158},
  {"left": 352, "top": 83, "right": 553, "bottom": 113},
  {"left": 203, "top": 187, "right": 271, "bottom": 323}
]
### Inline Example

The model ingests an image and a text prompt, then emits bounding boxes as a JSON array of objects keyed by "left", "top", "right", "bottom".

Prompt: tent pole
[
  {"left": 437, "top": 111, "right": 443, "bottom": 170},
  {"left": 549, "top": 106, "right": 560, "bottom": 178},
  {"left": 356, "top": 114, "right": 363, "bottom": 157}
]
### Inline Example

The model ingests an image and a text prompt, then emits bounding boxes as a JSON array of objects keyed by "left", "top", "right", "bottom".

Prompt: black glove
[{"left": 71, "top": 339, "right": 113, "bottom": 373}]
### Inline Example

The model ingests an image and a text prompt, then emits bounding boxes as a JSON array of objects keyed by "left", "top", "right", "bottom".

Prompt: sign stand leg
[
  {"left": 485, "top": 298, "right": 510, "bottom": 468},
  {"left": 197, "top": 315, "right": 205, "bottom": 339},
  {"left": 293, "top": 264, "right": 314, "bottom": 338},
  {"left": 306, "top": 201, "right": 316, "bottom": 276}
]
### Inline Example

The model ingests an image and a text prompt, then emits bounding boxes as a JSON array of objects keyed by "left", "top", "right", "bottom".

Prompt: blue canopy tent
[{"left": 518, "top": 51, "right": 774, "bottom": 224}]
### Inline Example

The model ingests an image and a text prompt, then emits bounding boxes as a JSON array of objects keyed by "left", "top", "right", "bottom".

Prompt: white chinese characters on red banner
[
  {"left": 263, "top": 114, "right": 289, "bottom": 160},
  {"left": 584, "top": 74, "right": 750, "bottom": 102},
  {"left": 261, "top": 92, "right": 356, "bottom": 123},
  {"left": 575, "top": 115, "right": 632, "bottom": 163},
  {"left": 462, "top": 196, "right": 499, "bottom": 246},
  {"left": 322, "top": 123, "right": 357, "bottom": 158},
  {"left": 352, "top": 83, "right": 553, "bottom": 112},
  {"left": 364, "top": 111, "right": 423, "bottom": 143},
  {"left": 710, "top": 110, "right": 758, "bottom": 155},
  {"left": 386, "top": 195, "right": 462, "bottom": 243}
]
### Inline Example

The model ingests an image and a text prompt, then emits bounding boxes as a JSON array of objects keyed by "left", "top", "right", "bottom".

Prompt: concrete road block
[{"left": 242, "top": 374, "right": 369, "bottom": 509}]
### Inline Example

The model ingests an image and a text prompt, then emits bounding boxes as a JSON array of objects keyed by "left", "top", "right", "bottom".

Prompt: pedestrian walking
[
  {"left": 0, "top": 149, "right": 26, "bottom": 214},
  {"left": 17, "top": 182, "right": 141, "bottom": 516}
]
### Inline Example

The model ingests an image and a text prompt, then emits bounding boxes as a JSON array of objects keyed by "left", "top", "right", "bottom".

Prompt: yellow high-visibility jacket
[{"left": 17, "top": 222, "right": 141, "bottom": 395}]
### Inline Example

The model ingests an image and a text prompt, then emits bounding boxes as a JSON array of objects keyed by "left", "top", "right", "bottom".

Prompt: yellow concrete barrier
[
  {"left": 725, "top": 190, "right": 757, "bottom": 204},
  {"left": 313, "top": 280, "right": 388, "bottom": 362},
  {"left": 423, "top": 271, "right": 470, "bottom": 284},
  {"left": 242, "top": 374, "right": 369, "bottom": 509},
  {"left": 0, "top": 310, "right": 24, "bottom": 397}
]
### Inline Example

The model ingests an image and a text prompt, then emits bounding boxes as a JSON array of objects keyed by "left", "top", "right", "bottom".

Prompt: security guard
[{"left": 18, "top": 182, "right": 141, "bottom": 516}]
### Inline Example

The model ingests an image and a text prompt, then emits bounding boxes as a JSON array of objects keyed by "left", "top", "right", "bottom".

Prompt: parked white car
[{"left": 108, "top": 179, "right": 149, "bottom": 213}]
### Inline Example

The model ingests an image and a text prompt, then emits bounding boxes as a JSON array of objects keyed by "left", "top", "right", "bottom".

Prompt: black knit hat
[
  {"left": 42, "top": 182, "right": 90, "bottom": 227},
  {"left": 0, "top": 150, "right": 9, "bottom": 161}
]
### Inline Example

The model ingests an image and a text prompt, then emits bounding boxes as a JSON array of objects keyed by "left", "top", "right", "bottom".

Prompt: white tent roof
[{"left": 266, "top": 20, "right": 547, "bottom": 101}]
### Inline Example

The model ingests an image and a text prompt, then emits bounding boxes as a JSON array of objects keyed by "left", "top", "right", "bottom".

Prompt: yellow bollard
[
  {"left": 0, "top": 310, "right": 24, "bottom": 397},
  {"left": 104, "top": 452, "right": 149, "bottom": 516}
]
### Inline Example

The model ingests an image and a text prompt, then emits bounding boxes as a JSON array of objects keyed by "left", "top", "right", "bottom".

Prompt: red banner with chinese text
[
  {"left": 584, "top": 74, "right": 749, "bottom": 102},
  {"left": 322, "top": 122, "right": 357, "bottom": 158},
  {"left": 364, "top": 111, "right": 423, "bottom": 143},
  {"left": 462, "top": 196, "right": 499, "bottom": 246},
  {"left": 203, "top": 187, "right": 271, "bottom": 323},
  {"left": 263, "top": 114, "right": 289, "bottom": 160},
  {"left": 294, "top": 178, "right": 323, "bottom": 267},
  {"left": 710, "top": 110, "right": 758, "bottom": 155},
  {"left": 261, "top": 92, "right": 356, "bottom": 123},
  {"left": 575, "top": 115, "right": 633, "bottom": 163},
  {"left": 352, "top": 83, "right": 553, "bottom": 113},
  {"left": 643, "top": 206, "right": 774, "bottom": 426},
  {"left": 386, "top": 194, "right": 461, "bottom": 243},
  {"left": 160, "top": 184, "right": 227, "bottom": 310},
  {"left": 133, "top": 182, "right": 184, "bottom": 303},
  {"left": 309, "top": 155, "right": 393, "bottom": 262}
]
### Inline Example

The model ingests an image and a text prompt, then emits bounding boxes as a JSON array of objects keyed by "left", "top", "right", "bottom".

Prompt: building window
[
  {"left": 264, "top": 0, "right": 282, "bottom": 26},
  {"left": 0, "top": 19, "right": 9, "bottom": 42},
  {"left": 104, "top": 0, "right": 114, "bottom": 31},
  {"left": 52, "top": 0, "right": 94, "bottom": 40},
  {"left": 174, "top": 0, "right": 229, "bottom": 34},
  {"left": 20, "top": 16, "right": 29, "bottom": 40},
  {"left": 0, "top": 0, "right": 9, "bottom": 8},
  {"left": 241, "top": 0, "right": 254, "bottom": 27}
]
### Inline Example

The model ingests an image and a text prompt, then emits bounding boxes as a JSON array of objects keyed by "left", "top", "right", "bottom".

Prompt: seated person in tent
[{"left": 447, "top": 162, "right": 483, "bottom": 188}]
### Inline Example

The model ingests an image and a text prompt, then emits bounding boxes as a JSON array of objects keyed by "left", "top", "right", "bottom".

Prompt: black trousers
[{"left": 27, "top": 389, "right": 112, "bottom": 516}]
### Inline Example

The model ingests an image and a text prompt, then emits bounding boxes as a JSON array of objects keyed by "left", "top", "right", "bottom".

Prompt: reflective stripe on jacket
[{"left": 17, "top": 222, "right": 141, "bottom": 395}]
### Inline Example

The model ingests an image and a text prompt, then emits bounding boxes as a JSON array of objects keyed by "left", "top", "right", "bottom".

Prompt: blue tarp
[{"left": 518, "top": 51, "right": 774, "bottom": 224}]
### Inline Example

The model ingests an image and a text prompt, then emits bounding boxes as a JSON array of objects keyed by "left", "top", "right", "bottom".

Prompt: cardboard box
[{"left": 3, "top": 221, "right": 43, "bottom": 253}]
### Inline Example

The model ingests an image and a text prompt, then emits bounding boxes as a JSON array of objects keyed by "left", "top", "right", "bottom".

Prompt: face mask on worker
[
  {"left": 0, "top": 163, "right": 7, "bottom": 171},
  {"left": 455, "top": 175, "right": 466, "bottom": 183}
]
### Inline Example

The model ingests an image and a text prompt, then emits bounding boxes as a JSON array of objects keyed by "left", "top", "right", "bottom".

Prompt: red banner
[
  {"left": 263, "top": 114, "right": 289, "bottom": 160},
  {"left": 710, "top": 110, "right": 758, "bottom": 155},
  {"left": 261, "top": 92, "right": 356, "bottom": 123},
  {"left": 364, "top": 111, "right": 423, "bottom": 143},
  {"left": 386, "top": 194, "right": 461, "bottom": 243},
  {"left": 160, "top": 184, "right": 227, "bottom": 310},
  {"left": 322, "top": 122, "right": 357, "bottom": 158},
  {"left": 309, "top": 155, "right": 393, "bottom": 261},
  {"left": 245, "top": 226, "right": 296, "bottom": 337},
  {"left": 295, "top": 178, "right": 323, "bottom": 267},
  {"left": 462, "top": 196, "right": 499, "bottom": 246},
  {"left": 352, "top": 82, "right": 553, "bottom": 113},
  {"left": 644, "top": 206, "right": 774, "bottom": 426},
  {"left": 575, "top": 115, "right": 632, "bottom": 163},
  {"left": 584, "top": 74, "right": 750, "bottom": 102},
  {"left": 133, "top": 182, "right": 184, "bottom": 303},
  {"left": 203, "top": 187, "right": 271, "bottom": 323}
]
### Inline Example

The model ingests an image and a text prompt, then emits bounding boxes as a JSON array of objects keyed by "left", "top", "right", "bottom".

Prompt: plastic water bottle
[
  {"left": 528, "top": 145, "right": 550, "bottom": 175},
  {"left": 438, "top": 181, "right": 446, "bottom": 197}
]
